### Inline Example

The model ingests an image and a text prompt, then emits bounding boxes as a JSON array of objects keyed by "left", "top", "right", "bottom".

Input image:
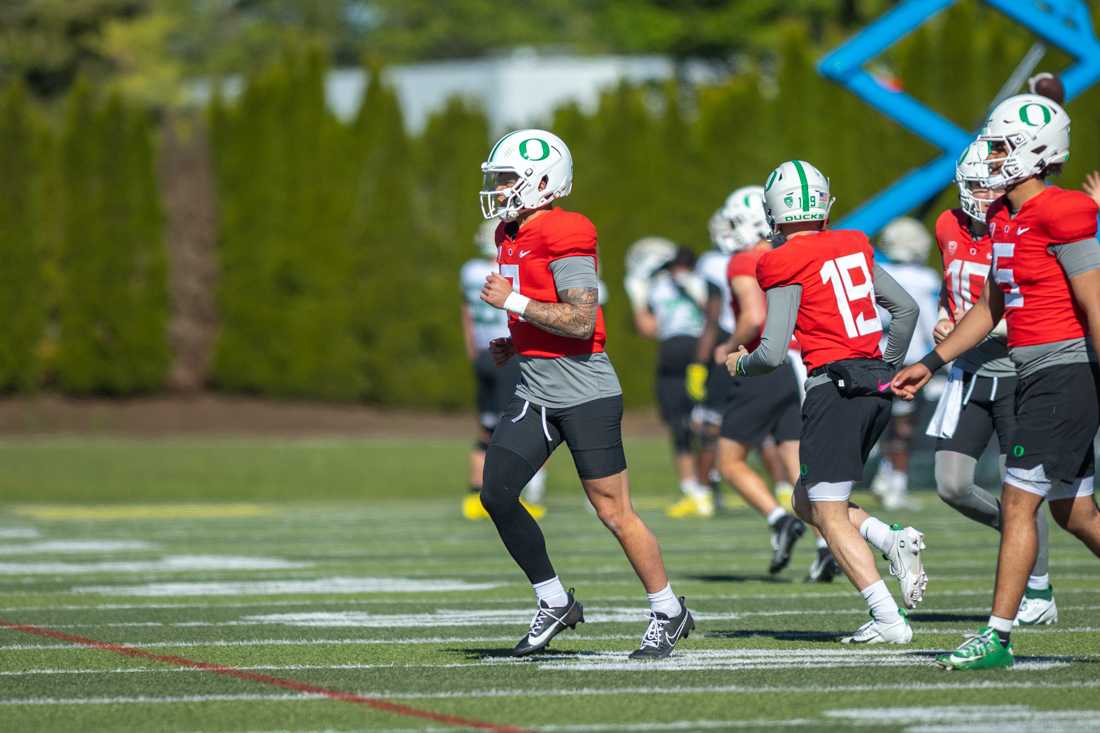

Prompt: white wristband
[{"left": 503, "top": 292, "right": 531, "bottom": 316}]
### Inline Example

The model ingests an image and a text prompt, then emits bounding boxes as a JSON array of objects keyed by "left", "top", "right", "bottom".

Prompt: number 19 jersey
[{"left": 756, "top": 230, "right": 883, "bottom": 372}]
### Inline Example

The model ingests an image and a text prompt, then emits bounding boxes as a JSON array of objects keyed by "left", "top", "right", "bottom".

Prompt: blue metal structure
[{"left": 819, "top": 0, "right": 1100, "bottom": 235}]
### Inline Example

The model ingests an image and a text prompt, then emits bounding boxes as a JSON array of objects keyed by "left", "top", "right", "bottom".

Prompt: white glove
[{"left": 624, "top": 275, "right": 650, "bottom": 310}]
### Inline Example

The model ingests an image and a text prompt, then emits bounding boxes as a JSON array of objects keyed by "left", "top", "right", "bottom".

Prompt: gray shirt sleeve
[
  {"left": 739, "top": 285, "right": 801, "bottom": 376},
  {"left": 549, "top": 256, "right": 599, "bottom": 291},
  {"left": 1051, "top": 238, "right": 1100, "bottom": 277},
  {"left": 873, "top": 263, "right": 919, "bottom": 367}
]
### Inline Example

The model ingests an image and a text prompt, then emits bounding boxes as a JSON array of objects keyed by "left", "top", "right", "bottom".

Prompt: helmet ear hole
[{"left": 538, "top": 175, "right": 549, "bottom": 192}]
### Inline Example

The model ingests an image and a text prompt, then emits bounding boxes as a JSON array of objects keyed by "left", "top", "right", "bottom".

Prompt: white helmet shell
[
  {"left": 480, "top": 129, "right": 574, "bottom": 221},
  {"left": 879, "top": 217, "right": 932, "bottom": 264},
  {"left": 978, "top": 94, "right": 1070, "bottom": 189},
  {"left": 625, "top": 237, "right": 677, "bottom": 279},
  {"left": 763, "top": 160, "right": 833, "bottom": 233},
  {"left": 955, "top": 140, "right": 1003, "bottom": 222},
  {"left": 715, "top": 185, "right": 771, "bottom": 253},
  {"left": 474, "top": 219, "right": 499, "bottom": 259}
]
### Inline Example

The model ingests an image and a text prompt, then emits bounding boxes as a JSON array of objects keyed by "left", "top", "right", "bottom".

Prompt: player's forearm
[
  {"left": 695, "top": 297, "right": 721, "bottom": 362},
  {"left": 522, "top": 287, "right": 599, "bottom": 339}
]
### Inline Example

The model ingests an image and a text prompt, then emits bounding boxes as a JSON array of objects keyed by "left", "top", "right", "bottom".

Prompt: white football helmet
[
  {"left": 480, "top": 129, "right": 573, "bottom": 221},
  {"left": 625, "top": 237, "right": 677, "bottom": 279},
  {"left": 712, "top": 186, "right": 770, "bottom": 253},
  {"left": 978, "top": 94, "right": 1070, "bottom": 190},
  {"left": 879, "top": 217, "right": 932, "bottom": 264},
  {"left": 474, "top": 219, "right": 498, "bottom": 258},
  {"left": 955, "top": 140, "right": 1003, "bottom": 222},
  {"left": 763, "top": 160, "right": 834, "bottom": 233}
]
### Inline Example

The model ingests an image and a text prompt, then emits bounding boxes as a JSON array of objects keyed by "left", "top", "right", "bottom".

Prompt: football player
[
  {"left": 730, "top": 160, "right": 928, "bottom": 644},
  {"left": 625, "top": 238, "right": 712, "bottom": 517},
  {"left": 460, "top": 220, "right": 546, "bottom": 520},
  {"left": 478, "top": 129, "right": 693, "bottom": 659},
  {"left": 712, "top": 186, "right": 831, "bottom": 578},
  {"left": 872, "top": 217, "right": 942, "bottom": 511},
  {"left": 895, "top": 95, "right": 1100, "bottom": 669},
  {"left": 927, "top": 141, "right": 1056, "bottom": 626}
]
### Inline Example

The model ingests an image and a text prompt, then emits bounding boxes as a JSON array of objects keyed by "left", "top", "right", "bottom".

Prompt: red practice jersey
[
  {"left": 496, "top": 208, "right": 607, "bottom": 358},
  {"left": 756, "top": 229, "right": 883, "bottom": 372},
  {"left": 727, "top": 245, "right": 798, "bottom": 352},
  {"left": 935, "top": 209, "right": 993, "bottom": 322},
  {"left": 987, "top": 187, "right": 1099, "bottom": 348}
]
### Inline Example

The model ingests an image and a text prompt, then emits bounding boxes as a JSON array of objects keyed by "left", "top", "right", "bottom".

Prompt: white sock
[
  {"left": 860, "top": 579, "right": 901, "bottom": 624},
  {"left": 766, "top": 507, "right": 787, "bottom": 527},
  {"left": 647, "top": 582, "right": 682, "bottom": 617},
  {"left": 774, "top": 480, "right": 794, "bottom": 495},
  {"left": 1027, "top": 573, "right": 1050, "bottom": 591},
  {"left": 816, "top": 535, "right": 829, "bottom": 549},
  {"left": 533, "top": 576, "right": 568, "bottom": 608},
  {"left": 681, "top": 479, "right": 708, "bottom": 498},
  {"left": 860, "top": 516, "right": 894, "bottom": 554},
  {"left": 988, "top": 614, "right": 1014, "bottom": 635}
]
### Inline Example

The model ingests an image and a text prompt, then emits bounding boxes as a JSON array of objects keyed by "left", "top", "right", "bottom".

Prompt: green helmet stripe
[
  {"left": 791, "top": 160, "right": 810, "bottom": 212},
  {"left": 487, "top": 131, "right": 517, "bottom": 162}
]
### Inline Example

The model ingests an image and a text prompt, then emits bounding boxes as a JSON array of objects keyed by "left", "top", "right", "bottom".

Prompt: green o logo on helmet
[
  {"left": 518, "top": 138, "right": 550, "bottom": 161},
  {"left": 1018, "top": 103, "right": 1052, "bottom": 127}
]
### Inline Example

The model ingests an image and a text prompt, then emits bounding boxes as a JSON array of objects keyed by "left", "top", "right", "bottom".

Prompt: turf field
[{"left": 0, "top": 435, "right": 1099, "bottom": 732}]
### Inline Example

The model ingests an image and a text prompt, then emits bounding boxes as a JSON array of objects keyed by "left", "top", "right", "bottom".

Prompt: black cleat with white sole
[
  {"left": 769, "top": 514, "right": 806, "bottom": 574},
  {"left": 511, "top": 589, "right": 584, "bottom": 657},
  {"left": 806, "top": 546, "right": 839, "bottom": 583},
  {"left": 629, "top": 597, "right": 694, "bottom": 660}
]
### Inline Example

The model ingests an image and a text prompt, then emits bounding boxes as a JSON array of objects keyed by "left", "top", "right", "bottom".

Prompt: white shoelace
[
  {"left": 639, "top": 613, "right": 667, "bottom": 649},
  {"left": 528, "top": 605, "right": 566, "bottom": 636}
]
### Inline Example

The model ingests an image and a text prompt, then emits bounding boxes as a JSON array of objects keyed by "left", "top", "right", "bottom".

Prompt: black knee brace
[{"left": 671, "top": 418, "right": 694, "bottom": 454}]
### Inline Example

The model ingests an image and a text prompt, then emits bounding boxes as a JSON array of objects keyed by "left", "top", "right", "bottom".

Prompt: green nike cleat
[{"left": 935, "top": 627, "right": 1014, "bottom": 670}]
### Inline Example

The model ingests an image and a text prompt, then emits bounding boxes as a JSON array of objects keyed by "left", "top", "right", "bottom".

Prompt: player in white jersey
[
  {"left": 460, "top": 220, "right": 546, "bottom": 520},
  {"left": 626, "top": 239, "right": 711, "bottom": 516},
  {"left": 872, "top": 217, "right": 942, "bottom": 511}
]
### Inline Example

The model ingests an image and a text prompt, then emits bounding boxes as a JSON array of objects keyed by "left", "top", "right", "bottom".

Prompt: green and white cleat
[
  {"left": 885, "top": 523, "right": 927, "bottom": 609},
  {"left": 1015, "top": 585, "right": 1057, "bottom": 626},
  {"left": 841, "top": 609, "right": 912, "bottom": 644},
  {"left": 936, "top": 627, "right": 1014, "bottom": 670}
]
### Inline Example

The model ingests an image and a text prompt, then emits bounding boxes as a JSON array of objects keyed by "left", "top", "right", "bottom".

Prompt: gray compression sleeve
[
  {"left": 549, "top": 256, "right": 599, "bottom": 290},
  {"left": 1051, "top": 238, "right": 1100, "bottom": 277},
  {"left": 873, "top": 263, "right": 919, "bottom": 366},
  {"left": 739, "top": 285, "right": 801, "bottom": 376}
]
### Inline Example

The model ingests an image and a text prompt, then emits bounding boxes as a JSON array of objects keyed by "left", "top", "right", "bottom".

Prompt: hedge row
[{"left": 3, "top": 4, "right": 1099, "bottom": 406}]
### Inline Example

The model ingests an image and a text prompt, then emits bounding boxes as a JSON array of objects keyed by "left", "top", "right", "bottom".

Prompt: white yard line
[
  {"left": 70, "top": 577, "right": 502, "bottom": 596},
  {"left": 1, "top": 586, "right": 1098, "bottom": 614},
  {"left": 0, "top": 556, "right": 308, "bottom": 575},
  {"left": 3, "top": 627, "right": 1100, "bottom": 651},
  {"left": 0, "top": 540, "right": 154, "bottom": 555},
  {"left": 4, "top": 679, "right": 1100, "bottom": 706}
]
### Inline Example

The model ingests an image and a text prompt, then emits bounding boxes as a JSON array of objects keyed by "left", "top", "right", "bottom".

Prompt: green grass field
[{"left": 0, "top": 435, "right": 1098, "bottom": 732}]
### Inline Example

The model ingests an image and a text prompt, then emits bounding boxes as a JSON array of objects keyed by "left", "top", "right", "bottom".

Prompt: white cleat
[
  {"left": 841, "top": 611, "right": 912, "bottom": 644},
  {"left": 885, "top": 524, "right": 927, "bottom": 609},
  {"left": 1014, "top": 590, "right": 1058, "bottom": 626}
]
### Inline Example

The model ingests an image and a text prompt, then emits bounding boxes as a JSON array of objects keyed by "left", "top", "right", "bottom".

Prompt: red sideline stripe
[{"left": 0, "top": 618, "right": 533, "bottom": 733}]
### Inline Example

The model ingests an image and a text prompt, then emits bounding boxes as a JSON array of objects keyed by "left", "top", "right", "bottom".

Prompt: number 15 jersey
[{"left": 756, "top": 230, "right": 883, "bottom": 372}]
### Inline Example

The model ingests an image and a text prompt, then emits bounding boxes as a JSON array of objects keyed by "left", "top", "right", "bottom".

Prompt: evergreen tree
[{"left": 0, "top": 82, "right": 46, "bottom": 390}]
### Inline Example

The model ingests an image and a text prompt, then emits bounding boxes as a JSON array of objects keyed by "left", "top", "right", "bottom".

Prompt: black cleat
[
  {"left": 511, "top": 589, "right": 584, "bottom": 657},
  {"left": 769, "top": 514, "right": 805, "bottom": 574},
  {"left": 805, "top": 546, "right": 839, "bottom": 583},
  {"left": 629, "top": 596, "right": 694, "bottom": 660}
]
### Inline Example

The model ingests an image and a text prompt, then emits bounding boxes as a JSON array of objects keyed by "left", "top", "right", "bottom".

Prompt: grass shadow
[
  {"left": 703, "top": 628, "right": 842, "bottom": 643},
  {"left": 909, "top": 612, "right": 988, "bottom": 623}
]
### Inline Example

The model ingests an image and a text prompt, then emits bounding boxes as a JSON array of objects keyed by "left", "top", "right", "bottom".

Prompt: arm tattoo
[{"left": 522, "top": 287, "right": 599, "bottom": 339}]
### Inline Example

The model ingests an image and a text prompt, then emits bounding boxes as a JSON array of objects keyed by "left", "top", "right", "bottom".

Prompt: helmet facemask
[{"left": 955, "top": 141, "right": 1003, "bottom": 222}]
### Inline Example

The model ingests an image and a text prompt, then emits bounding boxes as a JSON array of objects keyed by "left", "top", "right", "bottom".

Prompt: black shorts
[
  {"left": 936, "top": 373, "right": 1017, "bottom": 459},
  {"left": 490, "top": 394, "right": 627, "bottom": 480},
  {"left": 720, "top": 361, "right": 801, "bottom": 445},
  {"left": 474, "top": 350, "right": 521, "bottom": 433},
  {"left": 656, "top": 336, "right": 697, "bottom": 428},
  {"left": 800, "top": 381, "right": 892, "bottom": 484},
  {"left": 1006, "top": 363, "right": 1099, "bottom": 482}
]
